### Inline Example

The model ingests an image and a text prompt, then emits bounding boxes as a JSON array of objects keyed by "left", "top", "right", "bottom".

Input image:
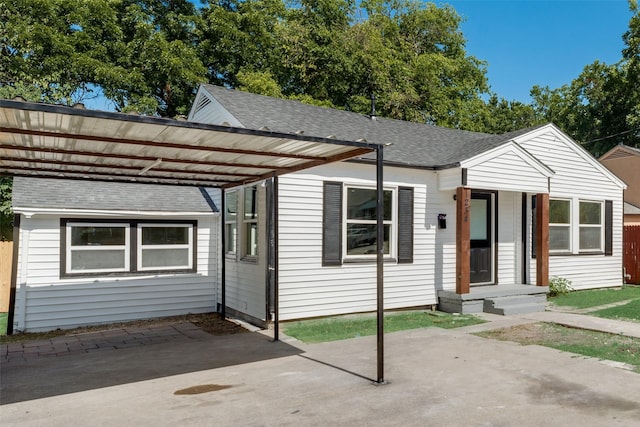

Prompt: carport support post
[
  {"left": 221, "top": 188, "right": 226, "bottom": 319},
  {"left": 376, "top": 145, "right": 385, "bottom": 384}
]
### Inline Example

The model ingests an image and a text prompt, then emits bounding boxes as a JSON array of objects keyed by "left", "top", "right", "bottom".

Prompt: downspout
[
  {"left": 7, "top": 214, "right": 20, "bottom": 335},
  {"left": 376, "top": 145, "right": 385, "bottom": 384}
]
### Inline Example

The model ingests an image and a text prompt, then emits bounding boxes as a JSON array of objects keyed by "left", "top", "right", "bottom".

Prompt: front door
[{"left": 470, "top": 192, "right": 493, "bottom": 285}]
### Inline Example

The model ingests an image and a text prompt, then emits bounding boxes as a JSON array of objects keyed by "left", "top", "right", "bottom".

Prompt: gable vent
[{"left": 193, "top": 95, "right": 212, "bottom": 115}]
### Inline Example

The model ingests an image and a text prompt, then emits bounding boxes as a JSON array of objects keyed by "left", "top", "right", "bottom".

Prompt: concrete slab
[{"left": 1, "top": 317, "right": 639, "bottom": 426}]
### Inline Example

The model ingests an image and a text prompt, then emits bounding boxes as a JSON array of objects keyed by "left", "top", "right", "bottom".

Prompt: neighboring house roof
[
  {"left": 625, "top": 202, "right": 640, "bottom": 215},
  {"left": 195, "top": 84, "right": 549, "bottom": 169},
  {"left": 599, "top": 144, "right": 640, "bottom": 161},
  {"left": 12, "top": 177, "right": 218, "bottom": 214}
]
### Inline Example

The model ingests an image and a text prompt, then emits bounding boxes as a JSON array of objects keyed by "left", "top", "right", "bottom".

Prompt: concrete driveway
[{"left": 1, "top": 315, "right": 640, "bottom": 426}]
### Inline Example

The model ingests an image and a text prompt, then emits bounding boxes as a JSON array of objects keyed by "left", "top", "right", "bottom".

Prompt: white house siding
[
  {"left": 496, "top": 191, "right": 522, "bottom": 285},
  {"left": 464, "top": 149, "right": 549, "bottom": 194},
  {"left": 437, "top": 167, "right": 462, "bottom": 191},
  {"left": 13, "top": 214, "right": 218, "bottom": 332},
  {"left": 224, "top": 185, "right": 268, "bottom": 322},
  {"left": 518, "top": 127, "right": 625, "bottom": 290},
  {"left": 277, "top": 162, "right": 457, "bottom": 320},
  {"left": 188, "top": 87, "right": 244, "bottom": 127}
]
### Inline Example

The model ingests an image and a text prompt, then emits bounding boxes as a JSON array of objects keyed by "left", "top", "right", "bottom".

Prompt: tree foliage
[
  {"left": 0, "top": 177, "right": 12, "bottom": 241},
  {"left": 1, "top": 0, "right": 638, "bottom": 156}
]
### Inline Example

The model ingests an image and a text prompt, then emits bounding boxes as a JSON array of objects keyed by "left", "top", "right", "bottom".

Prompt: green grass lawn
[
  {"left": 283, "top": 311, "right": 485, "bottom": 343},
  {"left": 550, "top": 285, "right": 640, "bottom": 310},
  {"left": 591, "top": 299, "right": 640, "bottom": 322},
  {"left": 0, "top": 312, "right": 7, "bottom": 336}
]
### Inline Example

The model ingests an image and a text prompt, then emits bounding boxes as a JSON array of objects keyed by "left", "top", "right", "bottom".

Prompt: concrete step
[{"left": 483, "top": 295, "right": 546, "bottom": 315}]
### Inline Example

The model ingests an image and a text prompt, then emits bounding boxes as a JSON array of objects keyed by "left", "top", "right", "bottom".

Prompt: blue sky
[{"left": 444, "top": 0, "right": 633, "bottom": 103}]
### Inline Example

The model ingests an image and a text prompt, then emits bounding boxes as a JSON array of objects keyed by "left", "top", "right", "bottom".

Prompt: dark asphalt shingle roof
[
  {"left": 12, "top": 177, "right": 218, "bottom": 213},
  {"left": 200, "top": 84, "right": 548, "bottom": 168}
]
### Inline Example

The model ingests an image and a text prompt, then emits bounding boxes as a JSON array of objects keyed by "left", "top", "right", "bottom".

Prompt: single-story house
[
  {"left": 186, "top": 84, "right": 626, "bottom": 325},
  {"left": 4, "top": 85, "right": 627, "bottom": 331},
  {"left": 599, "top": 144, "right": 640, "bottom": 225}
]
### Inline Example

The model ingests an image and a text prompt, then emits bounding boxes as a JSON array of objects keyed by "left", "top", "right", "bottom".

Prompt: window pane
[
  {"left": 244, "top": 186, "right": 258, "bottom": 220},
  {"left": 346, "top": 224, "right": 390, "bottom": 255},
  {"left": 141, "top": 248, "right": 189, "bottom": 268},
  {"left": 470, "top": 199, "right": 487, "bottom": 240},
  {"left": 226, "top": 192, "right": 237, "bottom": 221},
  {"left": 347, "top": 189, "right": 392, "bottom": 220},
  {"left": 580, "top": 227, "right": 601, "bottom": 251},
  {"left": 549, "top": 225, "right": 571, "bottom": 251},
  {"left": 142, "top": 226, "right": 189, "bottom": 245},
  {"left": 245, "top": 222, "right": 258, "bottom": 256},
  {"left": 71, "top": 250, "right": 125, "bottom": 270},
  {"left": 580, "top": 202, "right": 601, "bottom": 225},
  {"left": 549, "top": 199, "right": 570, "bottom": 224},
  {"left": 226, "top": 223, "right": 237, "bottom": 253},
  {"left": 71, "top": 226, "right": 125, "bottom": 246}
]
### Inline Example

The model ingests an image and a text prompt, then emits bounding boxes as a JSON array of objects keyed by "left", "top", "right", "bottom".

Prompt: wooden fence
[
  {"left": 624, "top": 225, "right": 640, "bottom": 285},
  {"left": 0, "top": 241, "right": 13, "bottom": 312}
]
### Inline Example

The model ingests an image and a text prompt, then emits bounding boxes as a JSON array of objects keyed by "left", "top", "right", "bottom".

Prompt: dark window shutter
[
  {"left": 397, "top": 187, "right": 414, "bottom": 264},
  {"left": 531, "top": 195, "right": 537, "bottom": 258},
  {"left": 322, "top": 182, "right": 343, "bottom": 266},
  {"left": 605, "top": 200, "right": 613, "bottom": 256}
]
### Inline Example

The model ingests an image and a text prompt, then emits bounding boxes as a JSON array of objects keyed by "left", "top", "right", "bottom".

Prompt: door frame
[{"left": 470, "top": 190, "right": 498, "bottom": 286}]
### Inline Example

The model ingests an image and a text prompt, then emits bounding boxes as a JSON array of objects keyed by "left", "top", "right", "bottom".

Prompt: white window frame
[
  {"left": 549, "top": 198, "right": 572, "bottom": 254},
  {"left": 578, "top": 200, "right": 604, "bottom": 253},
  {"left": 66, "top": 222, "right": 130, "bottom": 274},
  {"left": 242, "top": 185, "right": 259, "bottom": 259},
  {"left": 342, "top": 185, "right": 396, "bottom": 260},
  {"left": 137, "top": 223, "right": 193, "bottom": 271},
  {"left": 546, "top": 197, "right": 606, "bottom": 255},
  {"left": 225, "top": 191, "right": 238, "bottom": 256}
]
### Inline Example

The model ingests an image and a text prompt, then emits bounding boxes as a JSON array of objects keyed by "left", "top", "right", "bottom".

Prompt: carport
[{"left": 0, "top": 99, "right": 387, "bottom": 382}]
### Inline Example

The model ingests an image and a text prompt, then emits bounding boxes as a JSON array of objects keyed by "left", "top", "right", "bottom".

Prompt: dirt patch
[
  {"left": 476, "top": 322, "right": 640, "bottom": 372},
  {"left": 0, "top": 312, "right": 248, "bottom": 343}
]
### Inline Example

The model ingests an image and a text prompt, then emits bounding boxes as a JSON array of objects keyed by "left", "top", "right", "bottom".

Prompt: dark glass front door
[{"left": 470, "top": 193, "right": 493, "bottom": 284}]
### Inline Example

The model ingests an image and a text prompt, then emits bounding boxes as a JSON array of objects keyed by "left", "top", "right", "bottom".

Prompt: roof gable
[{"left": 512, "top": 124, "right": 627, "bottom": 190}]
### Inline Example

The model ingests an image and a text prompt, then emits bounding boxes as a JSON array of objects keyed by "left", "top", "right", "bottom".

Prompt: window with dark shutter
[
  {"left": 322, "top": 182, "right": 343, "bottom": 266},
  {"left": 605, "top": 200, "right": 613, "bottom": 256},
  {"left": 397, "top": 187, "right": 414, "bottom": 263}
]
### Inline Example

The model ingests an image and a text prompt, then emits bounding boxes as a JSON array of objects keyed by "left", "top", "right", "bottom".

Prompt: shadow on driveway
[{"left": 1, "top": 326, "right": 301, "bottom": 405}]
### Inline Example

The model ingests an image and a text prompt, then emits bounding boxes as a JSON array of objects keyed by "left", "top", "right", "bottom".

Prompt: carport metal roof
[
  {"left": 0, "top": 99, "right": 376, "bottom": 188},
  {"left": 1, "top": 98, "right": 387, "bottom": 384}
]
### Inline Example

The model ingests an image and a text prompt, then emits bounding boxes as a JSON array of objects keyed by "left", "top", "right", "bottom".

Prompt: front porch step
[{"left": 483, "top": 295, "right": 546, "bottom": 315}]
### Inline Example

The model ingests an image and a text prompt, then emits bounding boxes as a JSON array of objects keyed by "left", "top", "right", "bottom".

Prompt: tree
[
  {"left": 1, "top": 0, "right": 206, "bottom": 116},
  {"left": 1, "top": 0, "right": 126, "bottom": 105},
  {"left": 197, "top": 0, "right": 288, "bottom": 89},
  {"left": 0, "top": 177, "right": 12, "bottom": 241},
  {"left": 530, "top": 1, "right": 640, "bottom": 155}
]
